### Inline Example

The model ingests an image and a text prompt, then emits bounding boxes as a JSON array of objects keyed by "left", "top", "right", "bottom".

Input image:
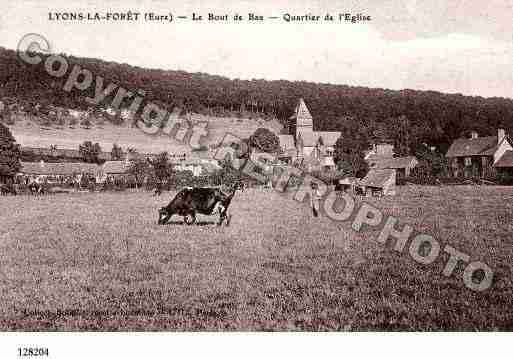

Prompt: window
[{"left": 464, "top": 157, "right": 472, "bottom": 167}]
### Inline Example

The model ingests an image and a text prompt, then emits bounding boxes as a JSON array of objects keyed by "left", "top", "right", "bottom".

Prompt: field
[{"left": 0, "top": 185, "right": 512, "bottom": 331}]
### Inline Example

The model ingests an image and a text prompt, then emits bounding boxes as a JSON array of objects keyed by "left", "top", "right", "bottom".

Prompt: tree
[
  {"left": 150, "top": 152, "right": 174, "bottom": 183},
  {"left": 333, "top": 128, "right": 369, "bottom": 178},
  {"left": 69, "top": 116, "right": 78, "bottom": 128},
  {"left": 80, "top": 117, "right": 92, "bottom": 129},
  {"left": 128, "top": 157, "right": 151, "bottom": 188},
  {"left": 249, "top": 128, "right": 280, "bottom": 153},
  {"left": 0, "top": 123, "right": 21, "bottom": 179},
  {"left": 218, "top": 156, "right": 243, "bottom": 186},
  {"left": 414, "top": 143, "right": 448, "bottom": 178},
  {"left": 111, "top": 143, "right": 124, "bottom": 161},
  {"left": 79, "top": 141, "right": 101, "bottom": 163}
]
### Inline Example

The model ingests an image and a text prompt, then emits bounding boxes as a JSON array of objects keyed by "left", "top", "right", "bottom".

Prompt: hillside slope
[{"left": 7, "top": 113, "right": 283, "bottom": 154}]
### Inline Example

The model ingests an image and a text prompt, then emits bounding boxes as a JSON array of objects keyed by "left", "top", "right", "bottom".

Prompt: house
[
  {"left": 172, "top": 157, "right": 220, "bottom": 177},
  {"left": 281, "top": 98, "right": 340, "bottom": 171},
  {"left": 365, "top": 143, "right": 418, "bottom": 178},
  {"left": 446, "top": 128, "right": 512, "bottom": 178},
  {"left": 277, "top": 134, "right": 296, "bottom": 164},
  {"left": 359, "top": 169, "right": 396, "bottom": 196}
]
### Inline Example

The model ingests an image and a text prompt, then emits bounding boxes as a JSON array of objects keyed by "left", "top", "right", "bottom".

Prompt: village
[{"left": 1, "top": 98, "right": 513, "bottom": 197}]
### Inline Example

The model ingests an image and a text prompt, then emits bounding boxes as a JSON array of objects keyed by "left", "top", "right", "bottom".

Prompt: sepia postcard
[{"left": 0, "top": 0, "right": 512, "bottom": 356}]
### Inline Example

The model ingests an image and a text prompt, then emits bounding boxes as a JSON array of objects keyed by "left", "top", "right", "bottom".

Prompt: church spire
[{"left": 291, "top": 98, "right": 313, "bottom": 140}]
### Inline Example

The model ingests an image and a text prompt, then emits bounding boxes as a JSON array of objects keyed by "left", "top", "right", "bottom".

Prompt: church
[{"left": 278, "top": 98, "right": 341, "bottom": 171}]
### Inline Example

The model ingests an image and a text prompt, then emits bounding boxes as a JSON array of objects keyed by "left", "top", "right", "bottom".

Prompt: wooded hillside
[{"left": 2, "top": 46, "right": 513, "bottom": 154}]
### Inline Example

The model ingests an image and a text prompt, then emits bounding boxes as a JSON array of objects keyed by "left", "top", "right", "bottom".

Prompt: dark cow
[
  {"left": 28, "top": 182, "right": 45, "bottom": 195},
  {"left": 153, "top": 182, "right": 164, "bottom": 196},
  {"left": 158, "top": 186, "right": 238, "bottom": 226}
]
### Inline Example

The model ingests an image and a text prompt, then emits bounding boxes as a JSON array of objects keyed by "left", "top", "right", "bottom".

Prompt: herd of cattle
[
  {"left": 0, "top": 182, "right": 40, "bottom": 195},
  {"left": 0, "top": 182, "right": 73, "bottom": 196}
]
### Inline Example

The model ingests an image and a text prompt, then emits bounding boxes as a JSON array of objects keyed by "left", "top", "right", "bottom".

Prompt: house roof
[
  {"left": 173, "top": 158, "right": 221, "bottom": 173},
  {"left": 102, "top": 161, "right": 131, "bottom": 174},
  {"left": 20, "top": 146, "right": 157, "bottom": 162},
  {"left": 446, "top": 136, "right": 498, "bottom": 157},
  {"left": 368, "top": 156, "right": 418, "bottom": 170},
  {"left": 277, "top": 148, "right": 297, "bottom": 159},
  {"left": 360, "top": 169, "right": 396, "bottom": 189},
  {"left": 21, "top": 147, "right": 82, "bottom": 159},
  {"left": 494, "top": 150, "right": 513, "bottom": 168},
  {"left": 19, "top": 162, "right": 100, "bottom": 176},
  {"left": 339, "top": 177, "right": 358, "bottom": 185},
  {"left": 299, "top": 131, "right": 340, "bottom": 147},
  {"left": 302, "top": 155, "right": 322, "bottom": 168}
]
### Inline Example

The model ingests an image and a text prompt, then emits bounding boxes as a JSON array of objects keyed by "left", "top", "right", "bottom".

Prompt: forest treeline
[{"left": 1, "top": 46, "right": 513, "bottom": 154}]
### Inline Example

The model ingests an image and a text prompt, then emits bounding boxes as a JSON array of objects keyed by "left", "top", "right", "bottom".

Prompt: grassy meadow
[{"left": 0, "top": 185, "right": 511, "bottom": 330}]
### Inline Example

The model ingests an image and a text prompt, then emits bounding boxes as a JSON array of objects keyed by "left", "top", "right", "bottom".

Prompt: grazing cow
[
  {"left": 153, "top": 182, "right": 164, "bottom": 196},
  {"left": 0, "top": 184, "right": 17, "bottom": 196},
  {"left": 158, "top": 185, "right": 238, "bottom": 226}
]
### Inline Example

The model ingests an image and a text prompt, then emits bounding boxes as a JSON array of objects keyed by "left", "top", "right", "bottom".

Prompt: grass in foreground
[{"left": 0, "top": 185, "right": 511, "bottom": 330}]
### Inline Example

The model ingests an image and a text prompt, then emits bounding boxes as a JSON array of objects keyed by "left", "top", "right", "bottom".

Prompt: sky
[{"left": 1, "top": 0, "right": 512, "bottom": 98}]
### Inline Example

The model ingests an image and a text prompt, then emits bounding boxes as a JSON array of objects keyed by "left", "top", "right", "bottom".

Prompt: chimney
[
  {"left": 470, "top": 131, "right": 478, "bottom": 139},
  {"left": 498, "top": 128, "right": 505, "bottom": 144}
]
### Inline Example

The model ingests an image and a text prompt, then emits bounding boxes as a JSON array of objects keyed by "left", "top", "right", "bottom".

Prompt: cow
[
  {"left": 28, "top": 182, "right": 45, "bottom": 195},
  {"left": 153, "top": 182, "right": 164, "bottom": 196},
  {"left": 158, "top": 185, "right": 238, "bottom": 226}
]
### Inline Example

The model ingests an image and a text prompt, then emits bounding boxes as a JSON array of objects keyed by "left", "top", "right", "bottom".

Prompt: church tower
[{"left": 289, "top": 98, "right": 314, "bottom": 140}]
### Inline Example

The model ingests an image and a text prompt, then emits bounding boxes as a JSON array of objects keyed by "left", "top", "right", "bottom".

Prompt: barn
[
  {"left": 365, "top": 143, "right": 418, "bottom": 179},
  {"left": 101, "top": 160, "right": 132, "bottom": 177},
  {"left": 368, "top": 156, "right": 418, "bottom": 179}
]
